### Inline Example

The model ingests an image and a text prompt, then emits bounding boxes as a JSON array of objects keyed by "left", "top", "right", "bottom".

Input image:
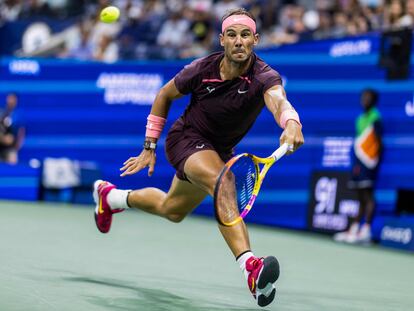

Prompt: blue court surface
[{"left": 0, "top": 200, "right": 412, "bottom": 311}]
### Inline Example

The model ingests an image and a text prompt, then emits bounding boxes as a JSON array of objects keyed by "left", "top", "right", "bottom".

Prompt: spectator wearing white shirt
[
  {"left": 399, "top": 0, "right": 414, "bottom": 27},
  {"left": 157, "top": 11, "right": 190, "bottom": 59},
  {"left": 0, "top": 0, "right": 22, "bottom": 23}
]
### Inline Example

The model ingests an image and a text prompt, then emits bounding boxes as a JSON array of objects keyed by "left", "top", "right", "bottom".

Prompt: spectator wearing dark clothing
[{"left": 0, "top": 93, "right": 25, "bottom": 164}]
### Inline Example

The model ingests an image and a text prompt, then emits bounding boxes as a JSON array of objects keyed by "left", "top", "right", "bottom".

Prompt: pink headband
[{"left": 222, "top": 14, "right": 256, "bottom": 34}]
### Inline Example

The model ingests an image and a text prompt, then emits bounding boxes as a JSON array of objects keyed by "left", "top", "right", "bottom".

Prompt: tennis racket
[{"left": 214, "top": 143, "right": 292, "bottom": 226}]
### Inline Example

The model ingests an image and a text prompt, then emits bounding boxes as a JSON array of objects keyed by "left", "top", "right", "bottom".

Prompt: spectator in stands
[
  {"left": 384, "top": 0, "right": 405, "bottom": 29},
  {"left": 1, "top": 0, "right": 409, "bottom": 60},
  {"left": 331, "top": 11, "right": 348, "bottom": 37},
  {"left": 0, "top": 0, "right": 22, "bottom": 24},
  {"left": 361, "top": 3, "right": 382, "bottom": 30},
  {"left": 180, "top": 3, "right": 214, "bottom": 58},
  {"left": 334, "top": 89, "right": 383, "bottom": 244},
  {"left": 63, "top": 20, "right": 94, "bottom": 61},
  {"left": 117, "top": 16, "right": 140, "bottom": 60},
  {"left": 266, "top": 4, "right": 304, "bottom": 45},
  {"left": 339, "top": 0, "right": 363, "bottom": 16},
  {"left": 89, "top": 13, "right": 121, "bottom": 54},
  {"left": 132, "top": 0, "right": 166, "bottom": 59},
  {"left": 354, "top": 13, "right": 370, "bottom": 35},
  {"left": 313, "top": 10, "right": 333, "bottom": 40},
  {"left": 19, "top": 0, "right": 54, "bottom": 19},
  {"left": 399, "top": 0, "right": 414, "bottom": 27},
  {"left": 0, "top": 93, "right": 25, "bottom": 164},
  {"left": 93, "top": 34, "right": 119, "bottom": 63},
  {"left": 157, "top": 11, "right": 190, "bottom": 59},
  {"left": 213, "top": 0, "right": 240, "bottom": 21}
]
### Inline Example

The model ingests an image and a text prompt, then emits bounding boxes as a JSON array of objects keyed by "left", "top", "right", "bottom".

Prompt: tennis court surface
[{"left": 0, "top": 200, "right": 412, "bottom": 311}]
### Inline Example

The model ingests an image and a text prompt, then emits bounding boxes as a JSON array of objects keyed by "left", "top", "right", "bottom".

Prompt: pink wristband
[
  {"left": 145, "top": 114, "right": 166, "bottom": 139},
  {"left": 280, "top": 109, "right": 301, "bottom": 129}
]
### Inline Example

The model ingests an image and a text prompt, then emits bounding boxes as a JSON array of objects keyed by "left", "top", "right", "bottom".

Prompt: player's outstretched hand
[
  {"left": 120, "top": 149, "right": 156, "bottom": 177},
  {"left": 280, "top": 120, "right": 304, "bottom": 154}
]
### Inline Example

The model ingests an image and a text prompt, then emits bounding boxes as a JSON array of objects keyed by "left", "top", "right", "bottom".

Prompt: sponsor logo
[
  {"left": 97, "top": 73, "right": 162, "bottom": 105},
  {"left": 322, "top": 137, "right": 353, "bottom": 168},
  {"left": 405, "top": 94, "right": 414, "bottom": 117},
  {"left": 196, "top": 144, "right": 205, "bottom": 149},
  {"left": 312, "top": 213, "right": 348, "bottom": 230},
  {"left": 9, "top": 60, "right": 40, "bottom": 75},
  {"left": 206, "top": 86, "right": 215, "bottom": 93},
  {"left": 329, "top": 39, "right": 371, "bottom": 58},
  {"left": 238, "top": 89, "right": 248, "bottom": 94},
  {"left": 381, "top": 226, "right": 412, "bottom": 244},
  {"left": 98, "top": 198, "right": 104, "bottom": 214}
]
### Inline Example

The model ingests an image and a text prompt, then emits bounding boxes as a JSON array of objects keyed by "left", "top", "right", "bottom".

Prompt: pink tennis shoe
[
  {"left": 93, "top": 180, "right": 124, "bottom": 233},
  {"left": 246, "top": 256, "right": 279, "bottom": 307}
]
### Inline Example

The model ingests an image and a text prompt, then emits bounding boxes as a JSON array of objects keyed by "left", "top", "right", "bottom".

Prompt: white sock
[
  {"left": 349, "top": 222, "right": 359, "bottom": 235},
  {"left": 359, "top": 223, "right": 371, "bottom": 234},
  {"left": 107, "top": 189, "right": 131, "bottom": 210},
  {"left": 237, "top": 251, "right": 254, "bottom": 280}
]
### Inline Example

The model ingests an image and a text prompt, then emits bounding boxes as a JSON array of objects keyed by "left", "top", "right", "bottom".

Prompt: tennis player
[{"left": 93, "top": 8, "right": 304, "bottom": 307}]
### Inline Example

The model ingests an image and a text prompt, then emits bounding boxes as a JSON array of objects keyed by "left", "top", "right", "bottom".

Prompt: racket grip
[{"left": 272, "top": 143, "right": 292, "bottom": 160}]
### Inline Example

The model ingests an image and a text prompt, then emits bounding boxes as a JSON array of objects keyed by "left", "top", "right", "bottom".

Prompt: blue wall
[{"left": 1, "top": 33, "right": 413, "bottom": 230}]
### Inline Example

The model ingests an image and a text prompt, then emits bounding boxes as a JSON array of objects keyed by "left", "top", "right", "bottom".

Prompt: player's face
[{"left": 220, "top": 25, "right": 259, "bottom": 63}]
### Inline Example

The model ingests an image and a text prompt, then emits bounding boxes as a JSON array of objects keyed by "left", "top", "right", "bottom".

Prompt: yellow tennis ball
[{"left": 100, "top": 6, "right": 120, "bottom": 23}]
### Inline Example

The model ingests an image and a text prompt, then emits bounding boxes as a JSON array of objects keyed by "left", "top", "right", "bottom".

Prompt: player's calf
[{"left": 165, "top": 213, "right": 187, "bottom": 223}]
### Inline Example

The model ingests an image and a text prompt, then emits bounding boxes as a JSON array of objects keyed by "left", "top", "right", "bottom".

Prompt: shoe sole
[
  {"left": 257, "top": 256, "right": 279, "bottom": 307},
  {"left": 92, "top": 180, "right": 109, "bottom": 234}
]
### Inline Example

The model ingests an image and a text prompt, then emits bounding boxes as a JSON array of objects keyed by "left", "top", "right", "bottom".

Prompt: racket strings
[{"left": 216, "top": 157, "right": 257, "bottom": 224}]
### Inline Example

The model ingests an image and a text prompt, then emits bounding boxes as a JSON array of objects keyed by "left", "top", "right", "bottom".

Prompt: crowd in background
[
  {"left": 0, "top": 0, "right": 414, "bottom": 62},
  {"left": 0, "top": 93, "right": 25, "bottom": 164}
]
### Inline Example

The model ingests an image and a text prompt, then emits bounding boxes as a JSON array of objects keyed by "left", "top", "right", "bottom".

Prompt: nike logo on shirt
[
  {"left": 206, "top": 86, "right": 215, "bottom": 93},
  {"left": 238, "top": 89, "right": 248, "bottom": 94}
]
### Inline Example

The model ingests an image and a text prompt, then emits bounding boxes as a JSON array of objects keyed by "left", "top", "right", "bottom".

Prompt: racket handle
[{"left": 271, "top": 143, "right": 292, "bottom": 160}]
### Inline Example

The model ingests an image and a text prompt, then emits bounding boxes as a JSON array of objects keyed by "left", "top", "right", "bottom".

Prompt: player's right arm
[{"left": 120, "top": 79, "right": 184, "bottom": 177}]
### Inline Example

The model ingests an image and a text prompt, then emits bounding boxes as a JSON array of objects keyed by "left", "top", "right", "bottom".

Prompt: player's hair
[
  {"left": 363, "top": 88, "right": 379, "bottom": 106},
  {"left": 221, "top": 8, "right": 256, "bottom": 23}
]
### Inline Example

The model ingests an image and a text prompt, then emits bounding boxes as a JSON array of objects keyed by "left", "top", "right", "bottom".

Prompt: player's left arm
[{"left": 264, "top": 85, "right": 304, "bottom": 154}]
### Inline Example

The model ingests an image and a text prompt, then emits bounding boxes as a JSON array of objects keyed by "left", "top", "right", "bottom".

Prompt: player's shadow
[{"left": 63, "top": 276, "right": 263, "bottom": 311}]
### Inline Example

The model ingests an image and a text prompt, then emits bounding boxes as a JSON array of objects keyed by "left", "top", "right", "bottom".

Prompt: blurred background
[{"left": 0, "top": 0, "right": 414, "bottom": 252}]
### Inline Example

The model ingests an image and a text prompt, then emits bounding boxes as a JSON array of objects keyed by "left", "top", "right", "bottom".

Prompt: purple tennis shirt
[{"left": 174, "top": 51, "right": 282, "bottom": 152}]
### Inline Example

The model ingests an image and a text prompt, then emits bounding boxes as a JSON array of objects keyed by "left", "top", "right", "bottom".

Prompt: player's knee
[{"left": 166, "top": 213, "right": 186, "bottom": 223}]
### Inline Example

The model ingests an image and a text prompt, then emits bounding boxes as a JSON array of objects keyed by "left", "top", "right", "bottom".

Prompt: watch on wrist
[{"left": 143, "top": 140, "right": 157, "bottom": 150}]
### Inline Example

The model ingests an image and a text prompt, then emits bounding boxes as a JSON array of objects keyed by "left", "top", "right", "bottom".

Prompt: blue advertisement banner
[{"left": 380, "top": 217, "right": 414, "bottom": 252}]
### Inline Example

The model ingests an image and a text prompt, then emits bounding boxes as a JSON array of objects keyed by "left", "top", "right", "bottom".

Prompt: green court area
[{"left": 0, "top": 200, "right": 412, "bottom": 311}]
